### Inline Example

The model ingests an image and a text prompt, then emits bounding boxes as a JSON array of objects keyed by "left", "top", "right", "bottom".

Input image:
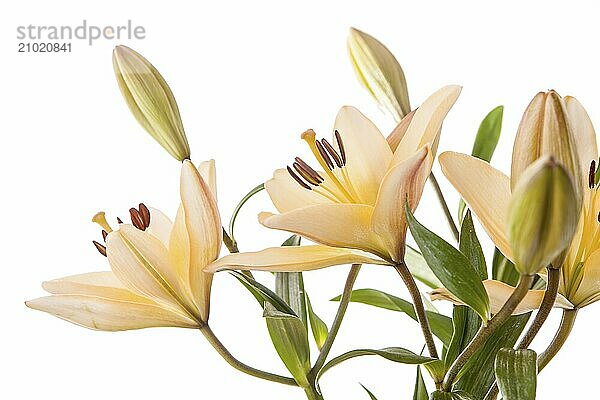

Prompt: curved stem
[
  {"left": 394, "top": 262, "right": 439, "bottom": 359},
  {"left": 538, "top": 308, "right": 578, "bottom": 372},
  {"left": 429, "top": 172, "right": 459, "bottom": 242},
  {"left": 483, "top": 267, "right": 560, "bottom": 400},
  {"left": 443, "top": 274, "right": 535, "bottom": 391},
  {"left": 200, "top": 324, "right": 297, "bottom": 386},
  {"left": 228, "top": 183, "right": 265, "bottom": 246},
  {"left": 309, "top": 264, "right": 361, "bottom": 377}
]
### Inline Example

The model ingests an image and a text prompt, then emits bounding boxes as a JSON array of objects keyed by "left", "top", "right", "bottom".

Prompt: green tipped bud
[
  {"left": 113, "top": 45, "right": 190, "bottom": 161},
  {"left": 511, "top": 90, "right": 582, "bottom": 209},
  {"left": 347, "top": 27, "right": 410, "bottom": 121},
  {"left": 507, "top": 156, "right": 579, "bottom": 275}
]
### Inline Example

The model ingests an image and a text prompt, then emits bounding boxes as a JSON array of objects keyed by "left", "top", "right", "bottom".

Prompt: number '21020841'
[{"left": 18, "top": 42, "right": 72, "bottom": 53}]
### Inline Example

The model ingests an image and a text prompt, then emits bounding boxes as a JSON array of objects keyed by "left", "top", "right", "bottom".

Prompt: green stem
[
  {"left": 309, "top": 264, "right": 361, "bottom": 378},
  {"left": 483, "top": 267, "right": 560, "bottom": 400},
  {"left": 304, "top": 383, "right": 325, "bottom": 400},
  {"left": 429, "top": 172, "right": 459, "bottom": 242},
  {"left": 443, "top": 274, "right": 535, "bottom": 391},
  {"left": 394, "top": 262, "right": 439, "bottom": 360},
  {"left": 200, "top": 324, "right": 297, "bottom": 386},
  {"left": 228, "top": 183, "right": 265, "bottom": 247},
  {"left": 538, "top": 308, "right": 578, "bottom": 371}
]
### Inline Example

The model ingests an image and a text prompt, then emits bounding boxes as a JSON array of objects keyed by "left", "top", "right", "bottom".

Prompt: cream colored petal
[
  {"left": 387, "top": 109, "right": 416, "bottom": 153},
  {"left": 565, "top": 96, "right": 598, "bottom": 180},
  {"left": 205, "top": 245, "right": 387, "bottom": 273},
  {"left": 372, "top": 146, "right": 432, "bottom": 262},
  {"left": 393, "top": 85, "right": 462, "bottom": 164},
  {"left": 333, "top": 106, "right": 393, "bottom": 205},
  {"left": 42, "top": 271, "right": 152, "bottom": 303},
  {"left": 197, "top": 159, "right": 218, "bottom": 200},
  {"left": 571, "top": 250, "right": 600, "bottom": 307},
  {"left": 26, "top": 295, "right": 198, "bottom": 331},
  {"left": 265, "top": 168, "right": 333, "bottom": 213},
  {"left": 259, "top": 204, "right": 388, "bottom": 260},
  {"left": 106, "top": 225, "right": 191, "bottom": 315},
  {"left": 146, "top": 207, "right": 173, "bottom": 246},
  {"left": 430, "top": 280, "right": 573, "bottom": 315},
  {"left": 439, "top": 152, "right": 513, "bottom": 260}
]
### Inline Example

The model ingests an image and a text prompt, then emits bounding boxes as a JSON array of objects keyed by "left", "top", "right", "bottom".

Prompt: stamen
[
  {"left": 138, "top": 203, "right": 151, "bottom": 228},
  {"left": 92, "top": 212, "right": 113, "bottom": 233},
  {"left": 294, "top": 157, "right": 324, "bottom": 183},
  {"left": 129, "top": 208, "right": 146, "bottom": 231},
  {"left": 334, "top": 130, "right": 346, "bottom": 166},
  {"left": 321, "top": 139, "right": 343, "bottom": 168},
  {"left": 117, "top": 217, "right": 124, "bottom": 224},
  {"left": 92, "top": 240, "right": 107, "bottom": 257},
  {"left": 287, "top": 166, "right": 312, "bottom": 190},
  {"left": 315, "top": 140, "right": 334, "bottom": 170},
  {"left": 101, "top": 230, "right": 108, "bottom": 241},
  {"left": 597, "top": 211, "right": 600, "bottom": 223},
  {"left": 589, "top": 160, "right": 596, "bottom": 189}
]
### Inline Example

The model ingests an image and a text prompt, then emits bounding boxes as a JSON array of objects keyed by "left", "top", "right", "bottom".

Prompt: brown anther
[
  {"left": 101, "top": 230, "right": 108, "bottom": 241},
  {"left": 138, "top": 203, "right": 151, "bottom": 228},
  {"left": 117, "top": 217, "right": 124, "bottom": 224},
  {"left": 93, "top": 240, "right": 107, "bottom": 257},
  {"left": 334, "top": 130, "right": 346, "bottom": 166},
  {"left": 129, "top": 208, "right": 146, "bottom": 231},
  {"left": 293, "top": 162, "right": 319, "bottom": 186},
  {"left": 597, "top": 211, "right": 600, "bottom": 223},
  {"left": 287, "top": 166, "right": 311, "bottom": 190},
  {"left": 321, "top": 139, "right": 343, "bottom": 168},
  {"left": 315, "top": 140, "right": 334, "bottom": 170},
  {"left": 294, "top": 158, "right": 324, "bottom": 183},
  {"left": 589, "top": 160, "right": 597, "bottom": 189}
]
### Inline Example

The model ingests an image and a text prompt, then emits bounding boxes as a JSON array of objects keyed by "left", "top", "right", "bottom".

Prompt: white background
[{"left": 3, "top": 1, "right": 600, "bottom": 399}]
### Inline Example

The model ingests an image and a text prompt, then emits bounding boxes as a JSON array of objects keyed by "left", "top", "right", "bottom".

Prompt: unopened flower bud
[
  {"left": 507, "top": 157, "right": 579, "bottom": 275},
  {"left": 511, "top": 90, "right": 582, "bottom": 209},
  {"left": 347, "top": 27, "right": 410, "bottom": 121},
  {"left": 113, "top": 46, "right": 190, "bottom": 161}
]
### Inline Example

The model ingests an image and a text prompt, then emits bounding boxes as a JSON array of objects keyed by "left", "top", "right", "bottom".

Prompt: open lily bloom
[
  {"left": 262, "top": 86, "right": 461, "bottom": 264},
  {"left": 438, "top": 95, "right": 600, "bottom": 309},
  {"left": 26, "top": 160, "right": 222, "bottom": 330}
]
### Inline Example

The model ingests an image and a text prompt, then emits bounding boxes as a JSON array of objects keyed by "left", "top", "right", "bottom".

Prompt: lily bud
[
  {"left": 347, "top": 27, "right": 410, "bottom": 121},
  {"left": 507, "top": 157, "right": 579, "bottom": 275},
  {"left": 511, "top": 90, "right": 582, "bottom": 209},
  {"left": 113, "top": 46, "right": 190, "bottom": 161}
]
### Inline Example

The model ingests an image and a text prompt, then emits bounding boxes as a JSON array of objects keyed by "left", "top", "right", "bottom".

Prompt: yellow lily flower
[
  {"left": 207, "top": 86, "right": 461, "bottom": 276},
  {"left": 27, "top": 160, "right": 221, "bottom": 330},
  {"left": 439, "top": 92, "right": 600, "bottom": 309}
]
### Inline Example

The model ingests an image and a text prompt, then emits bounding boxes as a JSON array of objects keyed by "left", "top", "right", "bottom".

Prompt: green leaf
[
  {"left": 443, "top": 306, "right": 481, "bottom": 369},
  {"left": 360, "top": 384, "right": 380, "bottom": 400},
  {"left": 319, "top": 347, "right": 434, "bottom": 379},
  {"left": 430, "top": 390, "right": 476, "bottom": 400},
  {"left": 423, "top": 359, "right": 446, "bottom": 387},
  {"left": 405, "top": 205, "right": 490, "bottom": 321},
  {"left": 275, "top": 235, "right": 307, "bottom": 328},
  {"left": 459, "top": 211, "right": 487, "bottom": 280},
  {"left": 330, "top": 288, "right": 453, "bottom": 346},
  {"left": 458, "top": 106, "right": 503, "bottom": 223},
  {"left": 492, "top": 248, "right": 520, "bottom": 286},
  {"left": 229, "top": 271, "right": 296, "bottom": 315},
  {"left": 306, "top": 293, "right": 329, "bottom": 350},
  {"left": 406, "top": 245, "right": 443, "bottom": 289},
  {"left": 413, "top": 367, "right": 428, "bottom": 400},
  {"left": 495, "top": 348, "right": 537, "bottom": 400},
  {"left": 453, "top": 313, "right": 530, "bottom": 399},
  {"left": 264, "top": 304, "right": 311, "bottom": 387}
]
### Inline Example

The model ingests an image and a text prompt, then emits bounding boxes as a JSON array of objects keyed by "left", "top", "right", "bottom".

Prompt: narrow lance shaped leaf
[
  {"left": 495, "top": 348, "right": 537, "bottom": 400},
  {"left": 413, "top": 366, "right": 428, "bottom": 400},
  {"left": 405, "top": 203, "right": 490, "bottom": 321},
  {"left": 275, "top": 235, "right": 307, "bottom": 329},
  {"left": 459, "top": 211, "right": 487, "bottom": 280},
  {"left": 264, "top": 304, "right": 311, "bottom": 387},
  {"left": 306, "top": 293, "right": 329, "bottom": 350},
  {"left": 458, "top": 106, "right": 503, "bottom": 222},
  {"left": 406, "top": 245, "right": 443, "bottom": 289},
  {"left": 430, "top": 391, "right": 476, "bottom": 400},
  {"left": 229, "top": 271, "right": 296, "bottom": 315},
  {"left": 330, "top": 288, "right": 453, "bottom": 346},
  {"left": 492, "top": 248, "right": 520, "bottom": 286},
  {"left": 360, "top": 384, "right": 380, "bottom": 400}
]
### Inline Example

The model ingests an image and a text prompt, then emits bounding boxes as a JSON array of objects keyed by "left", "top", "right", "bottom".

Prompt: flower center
[
  {"left": 91, "top": 203, "right": 151, "bottom": 257},
  {"left": 287, "top": 129, "right": 362, "bottom": 203}
]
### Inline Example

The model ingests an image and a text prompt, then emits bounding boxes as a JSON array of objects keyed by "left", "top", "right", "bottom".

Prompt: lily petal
[
  {"left": 333, "top": 106, "right": 393, "bottom": 205},
  {"left": 571, "top": 249, "right": 600, "bottom": 308},
  {"left": 564, "top": 96, "right": 598, "bottom": 181},
  {"left": 146, "top": 207, "right": 173, "bottom": 246},
  {"left": 205, "top": 245, "right": 387, "bottom": 273},
  {"left": 265, "top": 168, "right": 333, "bottom": 213},
  {"left": 393, "top": 85, "right": 462, "bottom": 164},
  {"left": 26, "top": 295, "right": 198, "bottom": 331},
  {"left": 259, "top": 204, "right": 388, "bottom": 260},
  {"left": 372, "top": 146, "right": 432, "bottom": 262},
  {"left": 197, "top": 159, "right": 218, "bottom": 200},
  {"left": 439, "top": 152, "right": 513, "bottom": 260},
  {"left": 387, "top": 109, "right": 416, "bottom": 152},
  {"left": 430, "top": 280, "right": 573, "bottom": 315}
]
